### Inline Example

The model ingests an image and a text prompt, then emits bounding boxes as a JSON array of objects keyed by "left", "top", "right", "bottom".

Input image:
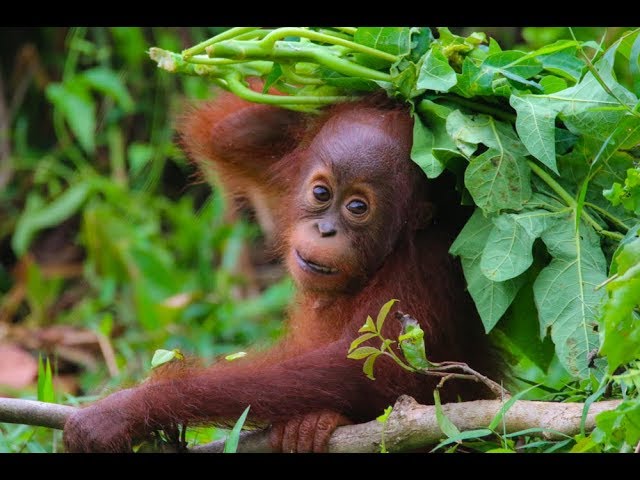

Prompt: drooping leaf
[
  {"left": 533, "top": 218, "right": 608, "bottom": 378},
  {"left": 411, "top": 114, "right": 441, "bottom": 177},
  {"left": 412, "top": 102, "right": 462, "bottom": 178},
  {"left": 363, "top": 352, "right": 382, "bottom": 380},
  {"left": 450, "top": 210, "right": 526, "bottom": 331},
  {"left": 509, "top": 94, "right": 561, "bottom": 174}
]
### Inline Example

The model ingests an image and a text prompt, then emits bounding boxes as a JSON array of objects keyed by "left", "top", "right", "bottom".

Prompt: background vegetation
[{"left": 0, "top": 27, "right": 637, "bottom": 453}]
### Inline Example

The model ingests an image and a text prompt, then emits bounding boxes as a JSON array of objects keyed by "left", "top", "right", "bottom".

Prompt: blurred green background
[{"left": 0, "top": 27, "right": 632, "bottom": 452}]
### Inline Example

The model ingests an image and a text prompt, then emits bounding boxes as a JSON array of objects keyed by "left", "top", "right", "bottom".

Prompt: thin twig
[{"left": 424, "top": 362, "right": 510, "bottom": 399}]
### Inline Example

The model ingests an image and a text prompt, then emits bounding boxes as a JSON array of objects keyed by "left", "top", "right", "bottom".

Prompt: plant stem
[
  {"left": 527, "top": 160, "right": 623, "bottom": 241},
  {"left": 260, "top": 28, "right": 399, "bottom": 63},
  {"left": 182, "top": 27, "right": 258, "bottom": 58},
  {"left": 182, "top": 56, "right": 244, "bottom": 66},
  {"left": 426, "top": 362, "right": 509, "bottom": 399},
  {"left": 207, "top": 41, "right": 392, "bottom": 82},
  {"left": 224, "top": 73, "right": 352, "bottom": 106},
  {"left": 433, "top": 95, "right": 517, "bottom": 123},
  {"left": 382, "top": 351, "right": 415, "bottom": 372},
  {"left": 281, "top": 65, "right": 323, "bottom": 85},
  {"left": 584, "top": 202, "right": 630, "bottom": 232},
  {"left": 333, "top": 27, "right": 358, "bottom": 35}
]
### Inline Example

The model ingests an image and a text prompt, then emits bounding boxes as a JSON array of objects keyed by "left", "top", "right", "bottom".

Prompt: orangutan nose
[{"left": 317, "top": 221, "right": 337, "bottom": 237}]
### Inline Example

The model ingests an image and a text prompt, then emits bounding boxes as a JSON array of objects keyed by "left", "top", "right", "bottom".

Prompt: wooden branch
[
  {"left": 0, "top": 398, "right": 75, "bottom": 430},
  {"left": 0, "top": 395, "right": 621, "bottom": 453}
]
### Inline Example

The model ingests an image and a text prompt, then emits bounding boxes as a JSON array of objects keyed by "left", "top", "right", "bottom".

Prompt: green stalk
[
  {"left": 438, "top": 95, "right": 517, "bottom": 123},
  {"left": 584, "top": 202, "right": 630, "bottom": 232},
  {"left": 182, "top": 27, "right": 258, "bottom": 58},
  {"left": 224, "top": 73, "right": 353, "bottom": 106},
  {"left": 207, "top": 41, "right": 391, "bottom": 82},
  {"left": 182, "top": 56, "right": 244, "bottom": 65},
  {"left": 316, "top": 29, "right": 354, "bottom": 41},
  {"left": 527, "top": 160, "right": 624, "bottom": 241},
  {"left": 281, "top": 65, "right": 323, "bottom": 85},
  {"left": 334, "top": 27, "right": 357, "bottom": 35},
  {"left": 260, "top": 27, "right": 399, "bottom": 63},
  {"left": 233, "top": 29, "right": 274, "bottom": 41}
]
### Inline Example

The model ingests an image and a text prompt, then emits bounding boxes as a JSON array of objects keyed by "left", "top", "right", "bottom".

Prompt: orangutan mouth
[{"left": 295, "top": 250, "right": 338, "bottom": 275}]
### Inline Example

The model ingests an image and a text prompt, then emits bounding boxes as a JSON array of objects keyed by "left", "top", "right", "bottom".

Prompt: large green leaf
[
  {"left": 354, "top": 27, "right": 411, "bottom": 69},
  {"left": 454, "top": 51, "right": 543, "bottom": 97},
  {"left": 533, "top": 218, "right": 608, "bottom": 378},
  {"left": 446, "top": 110, "right": 529, "bottom": 158},
  {"left": 411, "top": 101, "right": 463, "bottom": 179},
  {"left": 509, "top": 94, "right": 561, "bottom": 174},
  {"left": 416, "top": 48, "right": 457, "bottom": 92},
  {"left": 411, "top": 114, "right": 442, "bottom": 178},
  {"left": 354, "top": 27, "right": 412, "bottom": 56},
  {"left": 536, "top": 41, "right": 584, "bottom": 82},
  {"left": 525, "top": 38, "right": 638, "bottom": 147},
  {"left": 464, "top": 148, "right": 532, "bottom": 213},
  {"left": 481, "top": 209, "right": 562, "bottom": 281},
  {"left": 450, "top": 210, "right": 525, "bottom": 331}
]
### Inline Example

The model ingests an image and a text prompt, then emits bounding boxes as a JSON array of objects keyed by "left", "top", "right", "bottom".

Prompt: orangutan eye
[
  {"left": 346, "top": 199, "right": 368, "bottom": 215},
  {"left": 313, "top": 185, "right": 331, "bottom": 202}
]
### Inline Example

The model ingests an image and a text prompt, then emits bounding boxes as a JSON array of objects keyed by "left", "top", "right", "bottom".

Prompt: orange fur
[{"left": 63, "top": 89, "right": 495, "bottom": 453}]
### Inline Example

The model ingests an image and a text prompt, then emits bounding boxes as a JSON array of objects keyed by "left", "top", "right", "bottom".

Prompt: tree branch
[
  {"left": 0, "top": 395, "right": 621, "bottom": 452},
  {"left": 0, "top": 398, "right": 76, "bottom": 430}
]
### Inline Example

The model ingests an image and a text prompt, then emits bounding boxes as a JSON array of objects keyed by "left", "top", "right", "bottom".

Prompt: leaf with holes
[{"left": 464, "top": 148, "right": 532, "bottom": 213}]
